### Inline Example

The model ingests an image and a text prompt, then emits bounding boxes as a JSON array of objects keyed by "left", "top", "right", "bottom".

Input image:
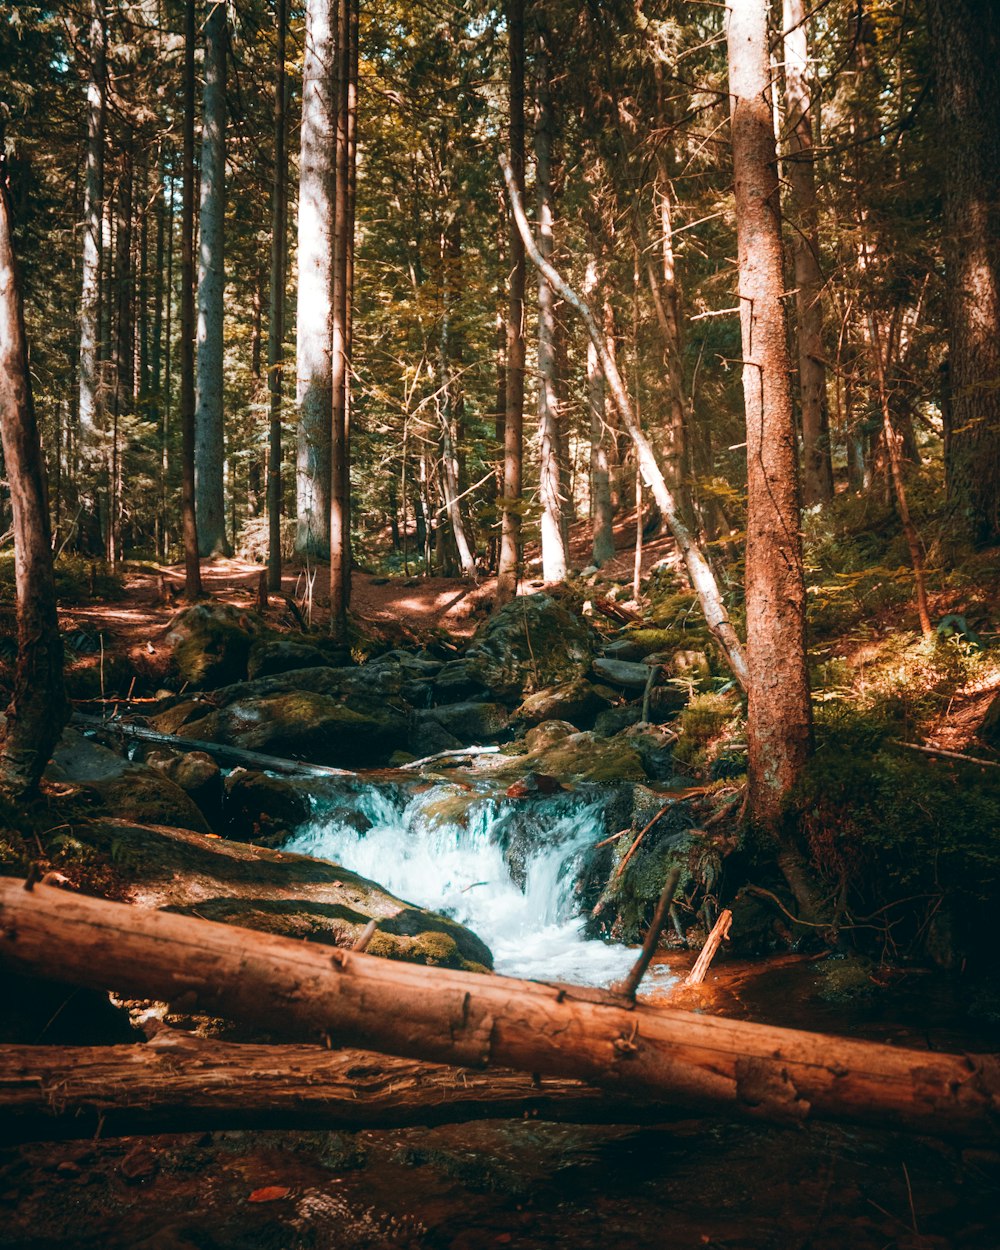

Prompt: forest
[{"left": 0, "top": 0, "right": 999, "bottom": 1246}]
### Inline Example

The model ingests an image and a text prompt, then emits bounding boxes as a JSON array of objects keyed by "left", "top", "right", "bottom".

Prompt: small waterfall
[{"left": 287, "top": 784, "right": 675, "bottom": 991}]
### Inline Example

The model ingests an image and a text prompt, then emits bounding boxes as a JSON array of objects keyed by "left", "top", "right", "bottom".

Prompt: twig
[
  {"left": 398, "top": 745, "right": 501, "bottom": 772},
  {"left": 614, "top": 802, "right": 673, "bottom": 880},
  {"left": 594, "top": 828, "right": 629, "bottom": 850},
  {"left": 611, "top": 866, "right": 682, "bottom": 1001},
  {"left": 896, "top": 741, "right": 1000, "bottom": 770},
  {"left": 684, "top": 909, "right": 733, "bottom": 985},
  {"left": 353, "top": 920, "right": 378, "bottom": 952}
]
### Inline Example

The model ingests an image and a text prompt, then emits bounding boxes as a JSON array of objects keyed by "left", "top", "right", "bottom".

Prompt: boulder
[
  {"left": 465, "top": 593, "right": 594, "bottom": 701},
  {"left": 166, "top": 602, "right": 261, "bottom": 690},
  {"left": 593, "top": 703, "right": 642, "bottom": 737},
  {"left": 47, "top": 729, "right": 211, "bottom": 834},
  {"left": 247, "top": 639, "right": 334, "bottom": 680},
  {"left": 418, "top": 700, "right": 510, "bottom": 745},
  {"left": 179, "top": 689, "right": 410, "bottom": 768},
  {"left": 146, "top": 749, "right": 224, "bottom": 827},
  {"left": 75, "top": 819, "right": 494, "bottom": 975},
  {"left": 432, "top": 658, "right": 491, "bottom": 704},
  {"left": 523, "top": 719, "right": 577, "bottom": 752},
  {"left": 592, "top": 656, "right": 657, "bottom": 690},
  {"left": 502, "top": 729, "right": 648, "bottom": 785},
  {"left": 512, "top": 677, "right": 612, "bottom": 730},
  {"left": 224, "top": 768, "right": 311, "bottom": 844}
]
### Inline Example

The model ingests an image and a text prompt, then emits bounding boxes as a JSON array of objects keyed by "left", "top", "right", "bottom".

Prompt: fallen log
[
  {"left": 0, "top": 1033, "right": 674, "bottom": 1143},
  {"left": 0, "top": 881, "right": 997, "bottom": 1142},
  {"left": 72, "top": 713, "right": 356, "bottom": 780}
]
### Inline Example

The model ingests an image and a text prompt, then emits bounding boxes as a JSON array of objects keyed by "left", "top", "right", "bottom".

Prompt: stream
[{"left": 286, "top": 782, "right": 675, "bottom": 990}]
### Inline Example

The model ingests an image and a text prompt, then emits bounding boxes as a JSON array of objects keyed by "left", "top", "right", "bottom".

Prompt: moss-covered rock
[
  {"left": 247, "top": 639, "right": 335, "bottom": 680},
  {"left": 181, "top": 689, "right": 410, "bottom": 768},
  {"left": 75, "top": 818, "right": 493, "bottom": 974},
  {"left": 465, "top": 593, "right": 594, "bottom": 701},
  {"left": 46, "top": 729, "right": 212, "bottom": 833},
  {"left": 501, "top": 729, "right": 648, "bottom": 785},
  {"left": 224, "top": 767, "right": 311, "bottom": 843},
  {"left": 166, "top": 603, "right": 261, "bottom": 689},
  {"left": 513, "top": 678, "right": 612, "bottom": 730},
  {"left": 146, "top": 749, "right": 223, "bottom": 827}
]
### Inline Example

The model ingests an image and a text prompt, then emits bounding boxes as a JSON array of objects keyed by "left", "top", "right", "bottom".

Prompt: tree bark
[
  {"left": 727, "top": 0, "right": 813, "bottom": 848},
  {"left": 928, "top": 0, "right": 1000, "bottom": 548},
  {"left": 496, "top": 0, "right": 526, "bottom": 606},
  {"left": 783, "top": 0, "right": 833, "bottom": 506},
  {"left": 329, "top": 0, "right": 354, "bottom": 637},
  {"left": 438, "top": 219, "right": 477, "bottom": 580},
  {"left": 534, "top": 15, "right": 569, "bottom": 584},
  {"left": 295, "top": 0, "right": 336, "bottom": 561},
  {"left": 77, "top": 0, "right": 106, "bottom": 548},
  {"left": 585, "top": 259, "right": 615, "bottom": 566},
  {"left": 1, "top": 883, "right": 998, "bottom": 1143},
  {"left": 179, "top": 0, "right": 202, "bottom": 597},
  {"left": 194, "top": 0, "right": 230, "bottom": 557},
  {"left": 267, "top": 0, "right": 289, "bottom": 592},
  {"left": 501, "top": 158, "right": 750, "bottom": 691},
  {"left": 0, "top": 155, "right": 69, "bottom": 795},
  {"left": 0, "top": 1035, "right": 671, "bottom": 1143}
]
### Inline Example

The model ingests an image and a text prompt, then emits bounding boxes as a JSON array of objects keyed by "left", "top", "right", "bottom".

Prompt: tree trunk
[
  {"left": 295, "top": 0, "right": 336, "bottom": 561},
  {"left": 496, "top": 0, "right": 526, "bottom": 606},
  {"left": 501, "top": 159, "right": 750, "bottom": 690},
  {"left": 727, "top": 0, "right": 813, "bottom": 857},
  {"left": 1, "top": 883, "right": 998, "bottom": 1143},
  {"left": 329, "top": 0, "right": 355, "bottom": 637},
  {"left": 267, "top": 0, "right": 289, "bottom": 592},
  {"left": 783, "top": 0, "right": 833, "bottom": 506},
  {"left": 928, "top": 0, "right": 1000, "bottom": 548},
  {"left": 77, "top": 0, "right": 105, "bottom": 549},
  {"left": 0, "top": 1036, "right": 673, "bottom": 1143},
  {"left": 194, "top": 0, "right": 230, "bottom": 557},
  {"left": 586, "top": 259, "right": 615, "bottom": 566},
  {"left": 178, "top": 0, "right": 202, "bottom": 597},
  {"left": 534, "top": 15, "right": 569, "bottom": 584},
  {"left": 0, "top": 156, "right": 69, "bottom": 795},
  {"left": 439, "top": 220, "right": 477, "bottom": 580}
]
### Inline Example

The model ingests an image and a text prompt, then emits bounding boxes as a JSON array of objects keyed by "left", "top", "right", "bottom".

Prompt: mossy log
[
  {"left": 0, "top": 881, "right": 998, "bottom": 1143},
  {"left": 0, "top": 1033, "right": 669, "bottom": 1142}
]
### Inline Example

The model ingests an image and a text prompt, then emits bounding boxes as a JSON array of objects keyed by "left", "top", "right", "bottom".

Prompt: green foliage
[
  {"left": 671, "top": 691, "right": 742, "bottom": 773},
  {"left": 0, "top": 554, "right": 124, "bottom": 605}
]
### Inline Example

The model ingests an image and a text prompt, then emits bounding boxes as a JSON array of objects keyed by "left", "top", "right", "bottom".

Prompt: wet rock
[
  {"left": 512, "top": 678, "right": 612, "bottom": 731},
  {"left": 407, "top": 719, "right": 464, "bottom": 758},
  {"left": 47, "top": 729, "right": 211, "bottom": 833},
  {"left": 601, "top": 638, "right": 646, "bottom": 663},
  {"left": 593, "top": 703, "right": 642, "bottom": 737},
  {"left": 76, "top": 819, "right": 494, "bottom": 975},
  {"left": 247, "top": 639, "right": 334, "bottom": 680},
  {"left": 180, "top": 689, "right": 410, "bottom": 768},
  {"left": 224, "top": 767, "right": 311, "bottom": 843},
  {"left": 166, "top": 603, "right": 261, "bottom": 690},
  {"left": 465, "top": 593, "right": 594, "bottom": 702},
  {"left": 621, "top": 726, "right": 677, "bottom": 783}
]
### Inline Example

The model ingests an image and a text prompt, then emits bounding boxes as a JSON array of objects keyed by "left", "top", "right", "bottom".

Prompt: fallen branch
[
  {"left": 398, "top": 745, "right": 501, "bottom": 772},
  {"left": 611, "top": 867, "right": 682, "bottom": 1001},
  {"left": 593, "top": 597, "right": 641, "bottom": 625},
  {"left": 685, "top": 909, "right": 733, "bottom": 986},
  {"left": 0, "top": 1033, "right": 671, "bottom": 1143},
  {"left": 2, "top": 881, "right": 997, "bottom": 1141},
  {"left": 896, "top": 741, "right": 1000, "bottom": 771},
  {"left": 72, "top": 713, "right": 356, "bottom": 780}
]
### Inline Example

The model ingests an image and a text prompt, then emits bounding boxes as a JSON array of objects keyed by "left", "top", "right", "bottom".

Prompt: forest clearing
[{"left": 1, "top": 0, "right": 999, "bottom": 1246}]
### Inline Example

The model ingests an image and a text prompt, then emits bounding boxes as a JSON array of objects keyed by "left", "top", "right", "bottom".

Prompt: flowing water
[{"left": 286, "top": 782, "right": 675, "bottom": 991}]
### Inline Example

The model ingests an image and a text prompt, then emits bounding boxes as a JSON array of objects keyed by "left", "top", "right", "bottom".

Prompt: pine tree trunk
[
  {"left": 194, "top": 0, "right": 230, "bottom": 557},
  {"left": 929, "top": 0, "right": 1000, "bottom": 547},
  {"left": 727, "top": 0, "right": 814, "bottom": 900},
  {"left": 585, "top": 259, "right": 615, "bottom": 566},
  {"left": 179, "top": 0, "right": 202, "bottom": 597},
  {"left": 77, "top": 0, "right": 105, "bottom": 549},
  {"left": 267, "top": 0, "right": 289, "bottom": 592},
  {"left": 329, "top": 0, "right": 356, "bottom": 638},
  {"left": 534, "top": 17, "right": 568, "bottom": 584},
  {"left": 783, "top": 0, "right": 833, "bottom": 506},
  {"left": 496, "top": 0, "right": 526, "bottom": 605},
  {"left": 0, "top": 154, "right": 69, "bottom": 795},
  {"left": 295, "top": 0, "right": 336, "bottom": 561}
]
